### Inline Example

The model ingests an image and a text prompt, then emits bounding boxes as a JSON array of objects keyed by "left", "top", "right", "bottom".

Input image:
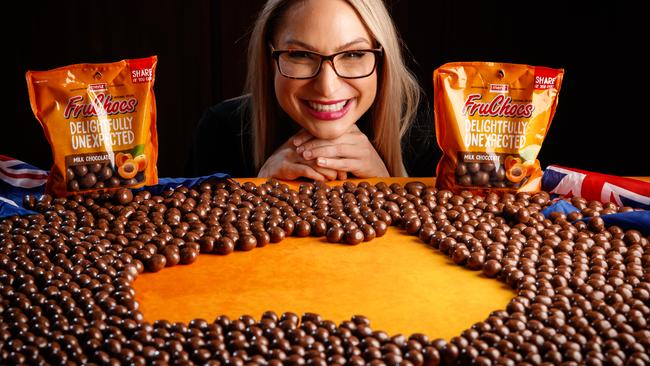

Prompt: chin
[{"left": 307, "top": 123, "right": 350, "bottom": 140}]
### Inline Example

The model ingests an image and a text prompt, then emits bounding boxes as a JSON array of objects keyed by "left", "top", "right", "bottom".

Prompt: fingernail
[
  {"left": 293, "top": 138, "right": 301, "bottom": 146},
  {"left": 303, "top": 150, "right": 312, "bottom": 158},
  {"left": 317, "top": 158, "right": 326, "bottom": 166},
  {"left": 296, "top": 146, "right": 304, "bottom": 153}
]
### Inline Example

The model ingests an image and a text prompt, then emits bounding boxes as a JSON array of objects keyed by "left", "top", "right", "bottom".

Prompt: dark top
[{"left": 185, "top": 95, "right": 438, "bottom": 178}]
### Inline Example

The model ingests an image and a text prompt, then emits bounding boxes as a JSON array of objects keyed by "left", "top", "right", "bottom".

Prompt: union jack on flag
[
  {"left": 0, "top": 155, "right": 48, "bottom": 217},
  {"left": 542, "top": 165, "right": 650, "bottom": 210}
]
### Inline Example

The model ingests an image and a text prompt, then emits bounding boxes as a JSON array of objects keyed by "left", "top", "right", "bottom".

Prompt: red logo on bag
[
  {"left": 88, "top": 83, "right": 108, "bottom": 92},
  {"left": 128, "top": 58, "right": 155, "bottom": 84},
  {"left": 534, "top": 67, "right": 559, "bottom": 90},
  {"left": 462, "top": 94, "right": 534, "bottom": 118},
  {"left": 489, "top": 84, "right": 509, "bottom": 93},
  {"left": 63, "top": 94, "right": 138, "bottom": 119}
]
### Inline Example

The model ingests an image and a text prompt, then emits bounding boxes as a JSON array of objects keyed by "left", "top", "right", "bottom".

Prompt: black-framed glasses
[{"left": 271, "top": 48, "right": 383, "bottom": 79}]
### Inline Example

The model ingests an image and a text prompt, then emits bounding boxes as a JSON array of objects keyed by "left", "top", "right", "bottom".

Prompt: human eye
[
  {"left": 286, "top": 51, "right": 317, "bottom": 60},
  {"left": 341, "top": 51, "right": 368, "bottom": 59}
]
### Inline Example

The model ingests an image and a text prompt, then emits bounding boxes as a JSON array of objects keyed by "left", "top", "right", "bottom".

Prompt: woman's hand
[
  {"left": 258, "top": 130, "right": 342, "bottom": 181},
  {"left": 294, "top": 124, "right": 390, "bottom": 178}
]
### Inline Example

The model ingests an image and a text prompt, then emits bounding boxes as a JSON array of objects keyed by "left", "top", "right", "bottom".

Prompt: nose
[{"left": 311, "top": 60, "right": 340, "bottom": 97}]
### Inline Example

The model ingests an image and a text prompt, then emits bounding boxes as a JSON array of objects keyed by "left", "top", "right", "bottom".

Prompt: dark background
[{"left": 8, "top": 1, "right": 645, "bottom": 177}]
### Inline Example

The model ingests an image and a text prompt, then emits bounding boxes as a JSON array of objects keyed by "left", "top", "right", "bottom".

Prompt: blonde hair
[{"left": 245, "top": 0, "right": 420, "bottom": 176}]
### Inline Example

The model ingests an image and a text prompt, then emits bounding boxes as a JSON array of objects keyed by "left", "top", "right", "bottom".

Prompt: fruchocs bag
[
  {"left": 26, "top": 56, "right": 158, "bottom": 196},
  {"left": 433, "top": 62, "right": 564, "bottom": 194}
]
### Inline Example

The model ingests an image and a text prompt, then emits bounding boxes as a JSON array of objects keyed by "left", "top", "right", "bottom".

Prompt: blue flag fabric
[
  {"left": 580, "top": 211, "right": 650, "bottom": 235},
  {"left": 137, "top": 174, "right": 232, "bottom": 195},
  {"left": 0, "top": 155, "right": 230, "bottom": 219},
  {"left": 542, "top": 200, "right": 650, "bottom": 235},
  {"left": 0, "top": 155, "right": 48, "bottom": 218},
  {"left": 541, "top": 200, "right": 580, "bottom": 217}
]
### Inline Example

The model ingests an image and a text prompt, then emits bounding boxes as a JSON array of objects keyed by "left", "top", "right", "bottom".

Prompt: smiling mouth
[{"left": 306, "top": 99, "right": 350, "bottom": 112}]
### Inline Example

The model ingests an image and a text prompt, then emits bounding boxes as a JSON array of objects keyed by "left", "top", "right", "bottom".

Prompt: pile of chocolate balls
[{"left": 1, "top": 179, "right": 648, "bottom": 365}]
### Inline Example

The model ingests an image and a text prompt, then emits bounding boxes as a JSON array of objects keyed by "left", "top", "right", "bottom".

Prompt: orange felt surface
[{"left": 133, "top": 177, "right": 515, "bottom": 339}]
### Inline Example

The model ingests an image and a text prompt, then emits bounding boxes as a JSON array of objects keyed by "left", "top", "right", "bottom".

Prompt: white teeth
[{"left": 308, "top": 100, "right": 347, "bottom": 112}]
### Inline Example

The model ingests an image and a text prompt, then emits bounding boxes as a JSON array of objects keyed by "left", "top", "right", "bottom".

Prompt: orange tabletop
[
  {"left": 134, "top": 176, "right": 649, "bottom": 339},
  {"left": 133, "top": 177, "right": 515, "bottom": 340}
]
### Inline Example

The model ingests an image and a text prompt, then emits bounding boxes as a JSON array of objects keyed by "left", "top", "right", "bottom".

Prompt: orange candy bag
[
  {"left": 26, "top": 56, "right": 158, "bottom": 196},
  {"left": 433, "top": 62, "right": 564, "bottom": 193}
]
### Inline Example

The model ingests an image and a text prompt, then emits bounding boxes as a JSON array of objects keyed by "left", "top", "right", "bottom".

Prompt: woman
[{"left": 186, "top": 0, "right": 436, "bottom": 180}]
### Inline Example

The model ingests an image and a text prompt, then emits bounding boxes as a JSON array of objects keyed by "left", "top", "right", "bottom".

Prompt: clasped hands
[{"left": 258, "top": 124, "right": 389, "bottom": 181}]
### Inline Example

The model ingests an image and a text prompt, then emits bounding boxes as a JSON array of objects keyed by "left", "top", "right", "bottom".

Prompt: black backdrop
[{"left": 9, "top": 1, "right": 645, "bottom": 178}]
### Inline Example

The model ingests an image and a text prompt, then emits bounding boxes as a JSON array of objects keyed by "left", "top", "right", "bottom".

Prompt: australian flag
[
  {"left": 1, "top": 154, "right": 231, "bottom": 219},
  {"left": 542, "top": 165, "right": 650, "bottom": 234},
  {"left": 542, "top": 165, "right": 650, "bottom": 210},
  {"left": 0, "top": 155, "right": 48, "bottom": 217}
]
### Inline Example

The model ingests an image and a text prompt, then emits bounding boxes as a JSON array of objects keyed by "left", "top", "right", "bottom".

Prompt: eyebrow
[{"left": 283, "top": 37, "right": 372, "bottom": 51}]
